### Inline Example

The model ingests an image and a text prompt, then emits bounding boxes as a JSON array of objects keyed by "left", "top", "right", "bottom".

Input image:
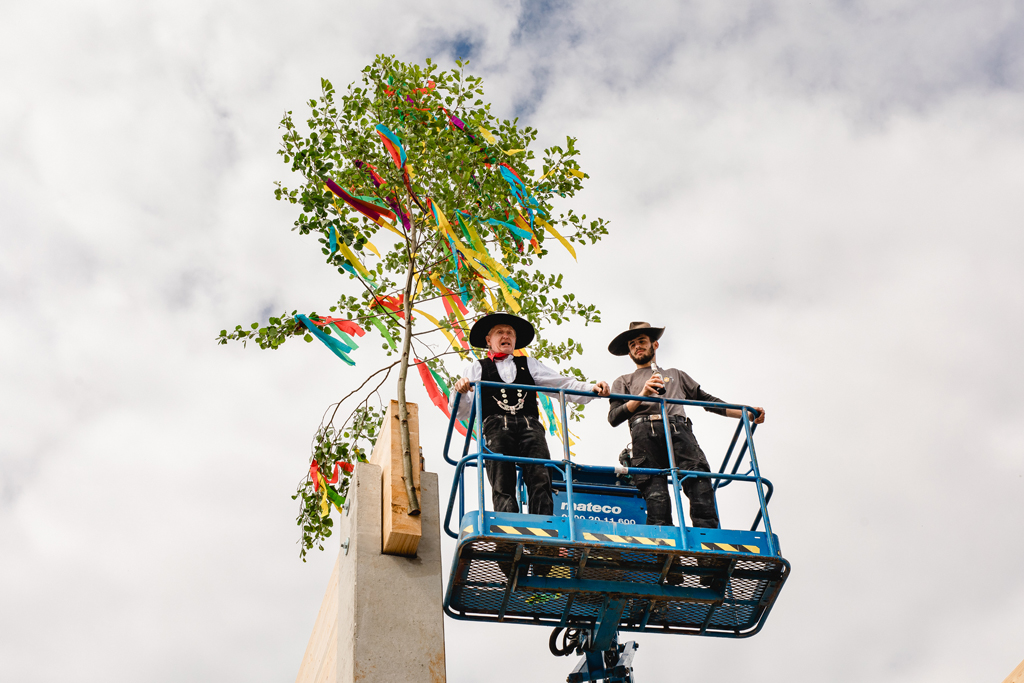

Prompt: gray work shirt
[{"left": 608, "top": 366, "right": 727, "bottom": 427}]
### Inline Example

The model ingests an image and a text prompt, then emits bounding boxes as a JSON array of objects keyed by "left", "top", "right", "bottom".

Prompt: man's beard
[{"left": 629, "top": 349, "right": 654, "bottom": 365}]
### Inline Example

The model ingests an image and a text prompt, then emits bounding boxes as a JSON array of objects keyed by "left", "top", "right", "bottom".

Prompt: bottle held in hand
[{"left": 650, "top": 362, "right": 667, "bottom": 396}]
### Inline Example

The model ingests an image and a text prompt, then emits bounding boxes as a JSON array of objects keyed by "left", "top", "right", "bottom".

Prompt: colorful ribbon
[
  {"left": 340, "top": 263, "right": 379, "bottom": 289},
  {"left": 365, "top": 315, "right": 398, "bottom": 351},
  {"left": 371, "top": 294, "right": 406, "bottom": 319},
  {"left": 538, "top": 393, "right": 559, "bottom": 436},
  {"left": 411, "top": 307, "right": 468, "bottom": 360},
  {"left": 311, "top": 459, "right": 351, "bottom": 517},
  {"left": 295, "top": 314, "right": 355, "bottom": 366},
  {"left": 414, "top": 359, "right": 469, "bottom": 436},
  {"left": 375, "top": 124, "right": 407, "bottom": 169},
  {"left": 535, "top": 216, "right": 577, "bottom": 260},
  {"left": 335, "top": 242, "right": 377, "bottom": 287},
  {"left": 309, "top": 318, "right": 366, "bottom": 338},
  {"left": 324, "top": 179, "right": 396, "bottom": 225},
  {"left": 415, "top": 360, "right": 450, "bottom": 418}
]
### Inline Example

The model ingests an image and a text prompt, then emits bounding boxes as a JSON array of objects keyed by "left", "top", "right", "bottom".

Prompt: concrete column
[{"left": 295, "top": 462, "right": 446, "bottom": 683}]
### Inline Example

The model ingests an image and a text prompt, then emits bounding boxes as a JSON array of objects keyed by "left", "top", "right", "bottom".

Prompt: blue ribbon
[
  {"left": 375, "top": 124, "right": 407, "bottom": 168},
  {"left": 484, "top": 217, "right": 533, "bottom": 241},
  {"left": 340, "top": 263, "right": 379, "bottom": 289},
  {"left": 295, "top": 314, "right": 355, "bottom": 365}
]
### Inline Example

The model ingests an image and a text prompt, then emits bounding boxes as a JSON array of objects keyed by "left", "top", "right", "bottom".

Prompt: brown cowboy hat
[
  {"left": 608, "top": 321, "right": 665, "bottom": 356},
  {"left": 468, "top": 313, "right": 536, "bottom": 349}
]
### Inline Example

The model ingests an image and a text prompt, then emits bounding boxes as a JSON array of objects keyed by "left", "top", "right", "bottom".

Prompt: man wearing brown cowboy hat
[
  {"left": 608, "top": 322, "right": 765, "bottom": 529},
  {"left": 452, "top": 313, "right": 610, "bottom": 517}
]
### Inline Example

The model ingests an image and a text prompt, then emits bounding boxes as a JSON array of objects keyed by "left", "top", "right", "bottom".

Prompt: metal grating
[{"left": 447, "top": 537, "right": 789, "bottom": 637}]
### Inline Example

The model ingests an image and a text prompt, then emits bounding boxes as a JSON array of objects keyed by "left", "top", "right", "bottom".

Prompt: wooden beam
[
  {"left": 1004, "top": 656, "right": 1024, "bottom": 683},
  {"left": 369, "top": 400, "right": 422, "bottom": 556},
  {"left": 295, "top": 555, "right": 339, "bottom": 683}
]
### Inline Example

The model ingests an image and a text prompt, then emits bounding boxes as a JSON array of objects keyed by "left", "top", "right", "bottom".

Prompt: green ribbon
[{"left": 366, "top": 315, "right": 398, "bottom": 351}]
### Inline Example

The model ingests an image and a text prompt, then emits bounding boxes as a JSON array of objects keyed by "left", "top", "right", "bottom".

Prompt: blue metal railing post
[
  {"left": 442, "top": 393, "right": 461, "bottom": 466},
  {"left": 475, "top": 383, "right": 486, "bottom": 533},
  {"left": 742, "top": 409, "right": 776, "bottom": 556},
  {"left": 659, "top": 398, "right": 689, "bottom": 549},
  {"left": 462, "top": 400, "right": 477, "bottom": 460},
  {"left": 714, "top": 421, "right": 744, "bottom": 489},
  {"left": 439, "top": 381, "right": 777, "bottom": 549},
  {"left": 559, "top": 390, "right": 576, "bottom": 542}
]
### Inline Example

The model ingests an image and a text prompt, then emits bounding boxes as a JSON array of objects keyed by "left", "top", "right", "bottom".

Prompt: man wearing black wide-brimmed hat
[
  {"left": 451, "top": 313, "right": 610, "bottom": 517},
  {"left": 608, "top": 322, "right": 765, "bottom": 528}
]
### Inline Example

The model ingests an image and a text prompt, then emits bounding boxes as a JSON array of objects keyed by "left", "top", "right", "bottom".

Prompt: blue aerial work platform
[{"left": 441, "top": 383, "right": 790, "bottom": 682}]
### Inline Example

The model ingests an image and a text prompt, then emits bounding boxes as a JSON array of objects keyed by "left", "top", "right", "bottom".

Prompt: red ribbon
[
  {"left": 308, "top": 317, "right": 366, "bottom": 337},
  {"left": 324, "top": 178, "right": 396, "bottom": 224},
  {"left": 371, "top": 294, "right": 405, "bottom": 318},
  {"left": 415, "top": 360, "right": 451, "bottom": 418},
  {"left": 440, "top": 296, "right": 469, "bottom": 349},
  {"left": 311, "top": 460, "right": 355, "bottom": 491}
]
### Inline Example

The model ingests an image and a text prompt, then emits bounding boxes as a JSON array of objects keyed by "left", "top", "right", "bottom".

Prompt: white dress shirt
[{"left": 449, "top": 355, "right": 598, "bottom": 421}]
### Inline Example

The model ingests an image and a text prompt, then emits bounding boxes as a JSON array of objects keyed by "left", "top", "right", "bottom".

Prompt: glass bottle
[{"left": 650, "top": 362, "right": 667, "bottom": 395}]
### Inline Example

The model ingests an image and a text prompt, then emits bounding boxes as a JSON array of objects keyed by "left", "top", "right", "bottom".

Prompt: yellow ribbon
[
  {"left": 535, "top": 216, "right": 577, "bottom": 260},
  {"left": 429, "top": 272, "right": 472, "bottom": 336},
  {"left": 513, "top": 213, "right": 541, "bottom": 254},
  {"left": 316, "top": 472, "right": 343, "bottom": 517},
  {"left": 496, "top": 279, "right": 522, "bottom": 313},
  {"left": 478, "top": 126, "right": 497, "bottom": 144},
  {"left": 337, "top": 241, "right": 374, "bottom": 281},
  {"left": 412, "top": 307, "right": 468, "bottom": 359},
  {"left": 432, "top": 204, "right": 516, "bottom": 286}
]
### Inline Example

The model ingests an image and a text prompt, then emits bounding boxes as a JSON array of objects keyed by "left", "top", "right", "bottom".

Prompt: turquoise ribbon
[
  {"left": 295, "top": 315, "right": 355, "bottom": 366},
  {"left": 538, "top": 393, "right": 559, "bottom": 435}
]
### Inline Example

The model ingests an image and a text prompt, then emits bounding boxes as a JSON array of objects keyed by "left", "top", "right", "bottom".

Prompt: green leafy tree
[{"left": 219, "top": 55, "right": 609, "bottom": 559}]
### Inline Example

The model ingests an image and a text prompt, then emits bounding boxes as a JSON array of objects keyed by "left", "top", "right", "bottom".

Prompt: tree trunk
[{"left": 396, "top": 238, "right": 421, "bottom": 516}]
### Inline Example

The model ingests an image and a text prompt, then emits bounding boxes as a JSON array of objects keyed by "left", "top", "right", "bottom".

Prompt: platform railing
[{"left": 441, "top": 381, "right": 776, "bottom": 555}]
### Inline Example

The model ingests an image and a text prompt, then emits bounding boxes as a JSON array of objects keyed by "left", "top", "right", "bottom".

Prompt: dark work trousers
[
  {"left": 482, "top": 414, "right": 553, "bottom": 516},
  {"left": 629, "top": 416, "right": 720, "bottom": 528}
]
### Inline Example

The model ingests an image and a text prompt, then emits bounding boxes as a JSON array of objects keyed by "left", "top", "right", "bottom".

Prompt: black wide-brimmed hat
[
  {"left": 608, "top": 321, "right": 665, "bottom": 356},
  {"left": 468, "top": 313, "right": 536, "bottom": 349}
]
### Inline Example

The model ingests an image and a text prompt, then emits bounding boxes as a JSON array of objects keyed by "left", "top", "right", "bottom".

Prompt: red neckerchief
[{"left": 487, "top": 351, "right": 511, "bottom": 361}]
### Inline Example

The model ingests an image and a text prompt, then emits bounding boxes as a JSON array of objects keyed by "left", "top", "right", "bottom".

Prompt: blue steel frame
[
  {"left": 442, "top": 382, "right": 777, "bottom": 550},
  {"left": 441, "top": 381, "right": 789, "bottom": 641}
]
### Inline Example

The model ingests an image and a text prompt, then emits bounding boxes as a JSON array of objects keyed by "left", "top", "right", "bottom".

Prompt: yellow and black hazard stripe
[
  {"left": 488, "top": 524, "right": 559, "bottom": 538},
  {"left": 701, "top": 542, "right": 760, "bottom": 554},
  {"left": 582, "top": 532, "right": 675, "bottom": 547}
]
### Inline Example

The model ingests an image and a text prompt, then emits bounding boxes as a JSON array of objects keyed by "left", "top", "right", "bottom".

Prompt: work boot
[
  {"left": 494, "top": 542, "right": 516, "bottom": 581},
  {"left": 664, "top": 557, "right": 689, "bottom": 586},
  {"left": 531, "top": 544, "right": 559, "bottom": 577}
]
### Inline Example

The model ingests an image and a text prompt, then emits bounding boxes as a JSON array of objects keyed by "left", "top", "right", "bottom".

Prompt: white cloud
[{"left": 2, "top": 1, "right": 1023, "bottom": 682}]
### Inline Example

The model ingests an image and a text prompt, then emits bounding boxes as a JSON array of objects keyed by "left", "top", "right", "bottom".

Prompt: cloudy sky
[{"left": 2, "top": 1, "right": 1024, "bottom": 681}]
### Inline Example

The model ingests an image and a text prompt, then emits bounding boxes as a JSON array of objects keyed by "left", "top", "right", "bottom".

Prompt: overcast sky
[{"left": 2, "top": 1, "right": 1024, "bottom": 681}]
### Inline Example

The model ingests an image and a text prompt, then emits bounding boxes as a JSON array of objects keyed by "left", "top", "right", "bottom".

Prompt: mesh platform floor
[{"left": 446, "top": 538, "right": 789, "bottom": 636}]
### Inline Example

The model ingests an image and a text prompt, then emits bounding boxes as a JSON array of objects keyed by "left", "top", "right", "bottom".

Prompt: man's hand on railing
[
  {"left": 592, "top": 381, "right": 610, "bottom": 397},
  {"left": 453, "top": 377, "right": 472, "bottom": 394},
  {"left": 726, "top": 406, "right": 766, "bottom": 424}
]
